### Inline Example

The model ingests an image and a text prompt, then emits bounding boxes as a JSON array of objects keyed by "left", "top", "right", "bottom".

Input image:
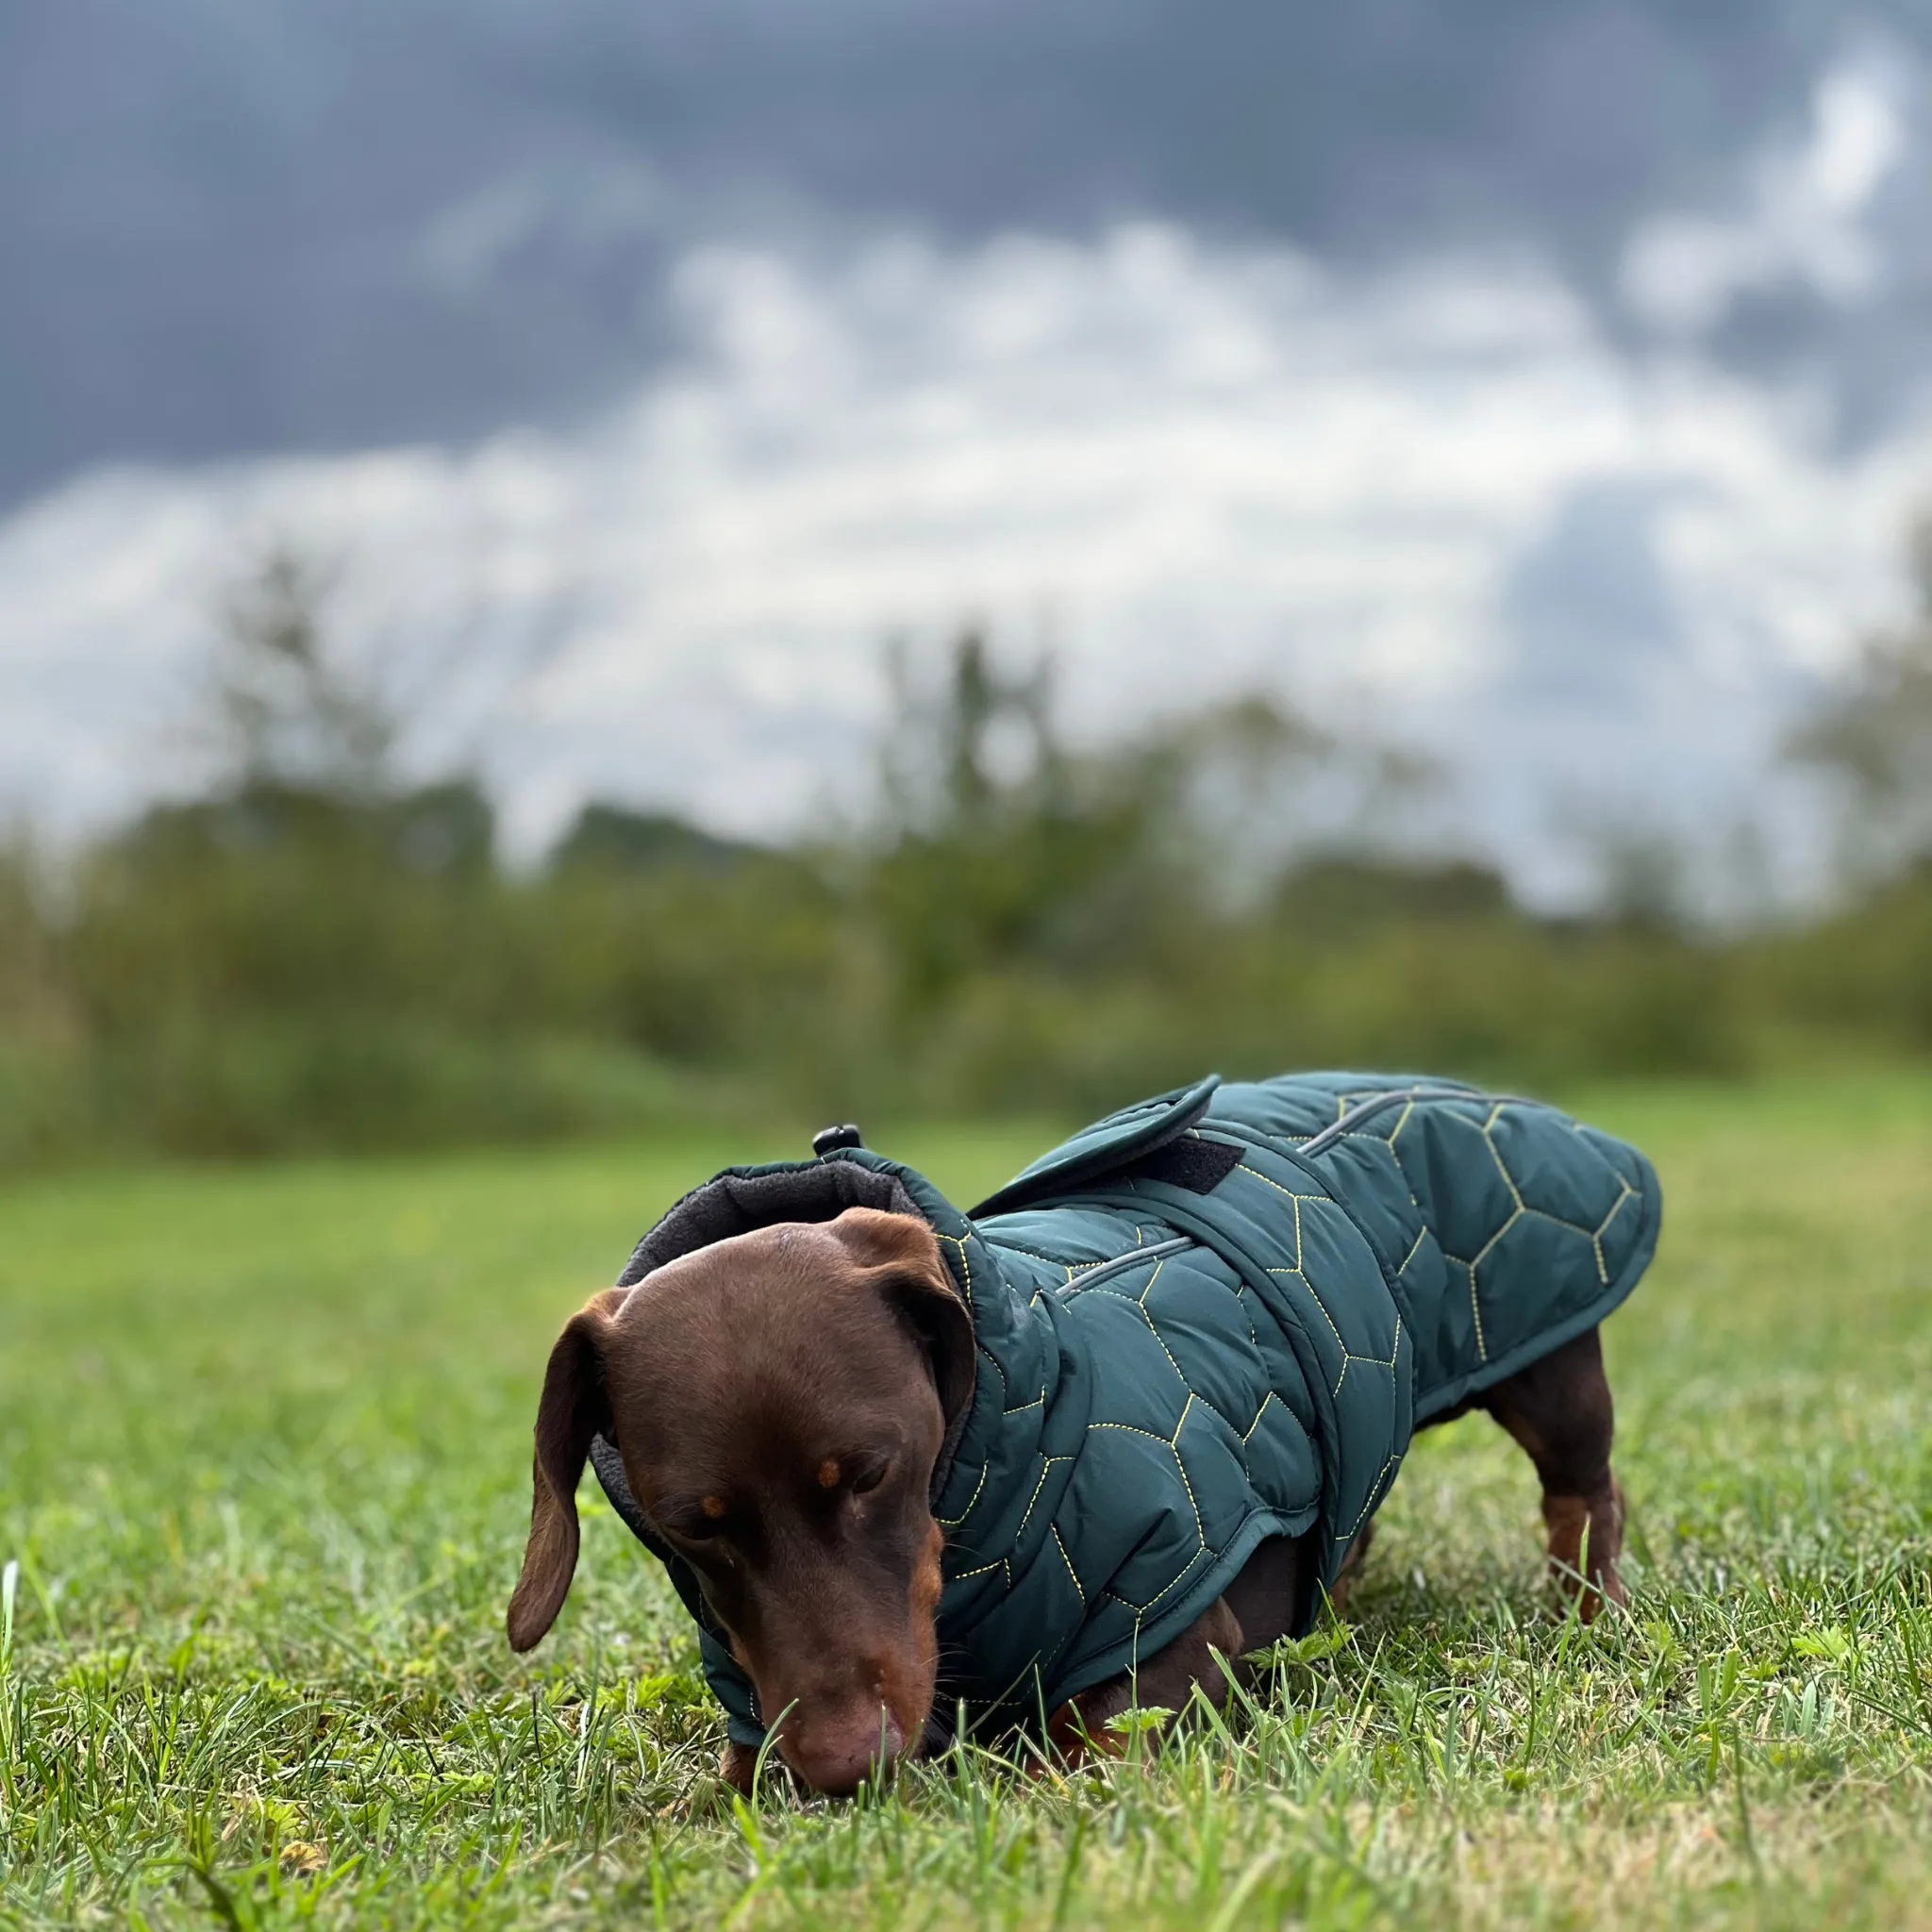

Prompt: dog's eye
[
  {"left": 848, "top": 1459, "right": 890, "bottom": 1496},
  {"left": 662, "top": 1498, "right": 732, "bottom": 1542}
]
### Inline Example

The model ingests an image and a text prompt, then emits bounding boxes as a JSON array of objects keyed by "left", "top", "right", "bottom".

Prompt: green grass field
[{"left": 2, "top": 1075, "right": 1931, "bottom": 1929}]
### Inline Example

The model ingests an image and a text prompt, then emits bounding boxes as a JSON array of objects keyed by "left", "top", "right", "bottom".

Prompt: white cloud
[
  {"left": 1621, "top": 57, "right": 1908, "bottom": 336},
  {"left": 0, "top": 217, "right": 1926, "bottom": 905}
]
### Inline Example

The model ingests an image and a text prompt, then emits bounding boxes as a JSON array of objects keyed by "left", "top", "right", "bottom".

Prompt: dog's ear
[
  {"left": 507, "top": 1287, "right": 625, "bottom": 1653},
  {"left": 826, "top": 1208, "right": 976, "bottom": 1426}
]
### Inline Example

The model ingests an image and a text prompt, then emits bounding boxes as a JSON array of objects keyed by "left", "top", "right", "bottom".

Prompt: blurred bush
[{"left": 2, "top": 551, "right": 1929, "bottom": 1165}]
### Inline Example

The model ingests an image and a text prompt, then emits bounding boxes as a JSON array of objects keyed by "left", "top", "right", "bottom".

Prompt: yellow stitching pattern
[
  {"left": 1236, "top": 1163, "right": 1324, "bottom": 1208},
  {"left": 1051, "top": 1524, "right": 1085, "bottom": 1607},
  {"left": 1086, "top": 1420, "right": 1181, "bottom": 1445},
  {"left": 1082, "top": 1407, "right": 1208, "bottom": 1555},
  {"left": 1015, "top": 1455, "right": 1071, "bottom": 1543},
  {"left": 937, "top": 1227, "right": 975, "bottom": 1306},
  {"left": 1481, "top": 1123, "right": 1526, "bottom": 1211},
  {"left": 1241, "top": 1146, "right": 1425, "bottom": 1413},
  {"left": 1168, "top": 1394, "right": 1205, "bottom": 1542},
  {"left": 974, "top": 1342, "right": 1008, "bottom": 1400},
  {"left": 1132, "top": 1546, "right": 1211, "bottom": 1619},
  {"left": 1300, "top": 1282, "right": 1347, "bottom": 1353},
  {"left": 1331, "top": 1313, "right": 1405, "bottom": 1400},
  {"left": 1591, "top": 1183, "right": 1635, "bottom": 1284},
  {"left": 1466, "top": 1206, "right": 1523, "bottom": 1276},
  {"left": 1253, "top": 1208, "right": 1349, "bottom": 1353},
  {"left": 1235, "top": 1282, "right": 1260, "bottom": 1347},
  {"left": 965, "top": 1091, "right": 1645, "bottom": 1641},
  {"left": 1131, "top": 1304, "right": 1248, "bottom": 1441},
  {"left": 1336, "top": 1453, "right": 1402, "bottom": 1540},
  {"left": 938, "top": 1459, "right": 988, "bottom": 1529}
]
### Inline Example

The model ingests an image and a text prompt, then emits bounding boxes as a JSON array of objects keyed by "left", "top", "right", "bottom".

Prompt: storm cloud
[
  {"left": 1, "top": 2, "right": 1927, "bottom": 905},
  {"left": 5, "top": 1, "right": 1929, "bottom": 504}
]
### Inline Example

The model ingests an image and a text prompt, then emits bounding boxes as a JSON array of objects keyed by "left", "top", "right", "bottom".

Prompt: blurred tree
[
  {"left": 1593, "top": 828, "right": 1696, "bottom": 936},
  {"left": 1788, "top": 516, "right": 1932, "bottom": 884},
  {"left": 551, "top": 804, "right": 764, "bottom": 877},
  {"left": 878, "top": 630, "right": 1059, "bottom": 836},
  {"left": 1270, "top": 854, "right": 1515, "bottom": 934},
  {"left": 125, "top": 543, "right": 502, "bottom": 875},
  {"left": 0, "top": 842, "right": 68, "bottom": 1042},
  {"left": 115, "top": 777, "right": 496, "bottom": 881},
  {"left": 15, "top": 566, "right": 1932, "bottom": 1168},
  {"left": 208, "top": 543, "right": 393, "bottom": 800},
  {"left": 388, "top": 781, "right": 496, "bottom": 878},
  {"left": 867, "top": 632, "right": 1357, "bottom": 1015}
]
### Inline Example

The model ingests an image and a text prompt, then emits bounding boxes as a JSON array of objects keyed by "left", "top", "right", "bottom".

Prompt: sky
[{"left": 3, "top": 1, "right": 1930, "bottom": 906}]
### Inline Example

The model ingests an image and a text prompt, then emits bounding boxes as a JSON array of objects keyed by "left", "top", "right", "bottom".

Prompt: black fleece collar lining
[
  {"left": 615, "top": 1160, "right": 921, "bottom": 1288},
  {"left": 591, "top": 1158, "right": 966, "bottom": 1554}
]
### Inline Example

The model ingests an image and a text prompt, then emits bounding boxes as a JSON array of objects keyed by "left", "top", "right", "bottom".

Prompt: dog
[{"left": 508, "top": 1074, "right": 1658, "bottom": 1797}]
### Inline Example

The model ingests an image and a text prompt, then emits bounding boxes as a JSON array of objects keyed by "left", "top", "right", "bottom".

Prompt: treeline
[{"left": 1, "top": 554, "right": 1929, "bottom": 1164}]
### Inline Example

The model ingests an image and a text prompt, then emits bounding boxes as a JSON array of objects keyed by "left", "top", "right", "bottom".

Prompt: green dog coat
[{"left": 589, "top": 1072, "right": 1661, "bottom": 1748}]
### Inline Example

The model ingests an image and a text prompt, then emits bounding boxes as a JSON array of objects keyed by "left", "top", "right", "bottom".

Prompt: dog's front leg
[
  {"left": 719, "top": 1740, "right": 760, "bottom": 1794},
  {"left": 1045, "top": 1594, "right": 1245, "bottom": 1767},
  {"left": 1480, "top": 1325, "right": 1627, "bottom": 1621}
]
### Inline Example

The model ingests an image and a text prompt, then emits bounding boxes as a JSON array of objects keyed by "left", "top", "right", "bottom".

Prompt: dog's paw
[
  {"left": 1043, "top": 1696, "right": 1136, "bottom": 1773},
  {"left": 1543, "top": 1483, "right": 1627, "bottom": 1622},
  {"left": 719, "top": 1740, "right": 761, "bottom": 1795}
]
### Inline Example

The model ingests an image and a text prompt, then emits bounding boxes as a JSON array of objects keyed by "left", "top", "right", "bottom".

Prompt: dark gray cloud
[{"left": 2, "top": 0, "right": 1926, "bottom": 509}]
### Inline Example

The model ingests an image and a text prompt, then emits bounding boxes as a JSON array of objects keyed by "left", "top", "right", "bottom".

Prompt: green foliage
[
  {"left": 1753, "top": 859, "right": 1932, "bottom": 1054},
  {"left": 1787, "top": 518, "right": 1932, "bottom": 883},
  {"left": 2, "top": 627, "right": 1931, "bottom": 1164},
  {"left": 2, "top": 1079, "right": 1930, "bottom": 1925},
  {"left": 551, "top": 807, "right": 765, "bottom": 878}
]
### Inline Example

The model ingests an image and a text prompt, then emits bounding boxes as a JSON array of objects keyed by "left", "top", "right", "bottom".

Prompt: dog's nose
[{"left": 783, "top": 1707, "right": 906, "bottom": 1796}]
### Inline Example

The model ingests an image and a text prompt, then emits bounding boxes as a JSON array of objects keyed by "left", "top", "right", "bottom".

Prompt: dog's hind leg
[{"left": 1479, "top": 1325, "right": 1627, "bottom": 1622}]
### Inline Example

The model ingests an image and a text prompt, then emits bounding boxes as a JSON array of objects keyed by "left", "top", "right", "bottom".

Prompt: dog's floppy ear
[
  {"left": 826, "top": 1208, "right": 975, "bottom": 1425},
  {"left": 507, "top": 1287, "right": 625, "bottom": 1653}
]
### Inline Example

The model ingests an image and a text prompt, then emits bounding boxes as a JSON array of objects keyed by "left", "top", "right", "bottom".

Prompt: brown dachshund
[{"left": 508, "top": 1206, "right": 1625, "bottom": 1797}]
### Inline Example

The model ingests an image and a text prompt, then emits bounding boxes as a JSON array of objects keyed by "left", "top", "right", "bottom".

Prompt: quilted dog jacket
[{"left": 589, "top": 1072, "right": 1661, "bottom": 1748}]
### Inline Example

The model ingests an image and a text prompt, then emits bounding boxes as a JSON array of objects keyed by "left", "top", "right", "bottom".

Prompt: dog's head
[{"left": 506, "top": 1206, "right": 974, "bottom": 1794}]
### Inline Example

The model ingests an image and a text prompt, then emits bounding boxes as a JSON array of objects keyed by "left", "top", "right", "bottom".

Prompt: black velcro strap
[{"left": 1118, "top": 1137, "right": 1242, "bottom": 1194}]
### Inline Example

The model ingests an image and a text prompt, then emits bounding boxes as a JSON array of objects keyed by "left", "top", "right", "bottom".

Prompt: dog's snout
[
  {"left": 771, "top": 1657, "right": 912, "bottom": 1794},
  {"left": 780, "top": 1701, "right": 907, "bottom": 1796}
]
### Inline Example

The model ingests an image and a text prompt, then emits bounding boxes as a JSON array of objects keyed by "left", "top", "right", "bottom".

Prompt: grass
[{"left": 1, "top": 1074, "right": 1930, "bottom": 1928}]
